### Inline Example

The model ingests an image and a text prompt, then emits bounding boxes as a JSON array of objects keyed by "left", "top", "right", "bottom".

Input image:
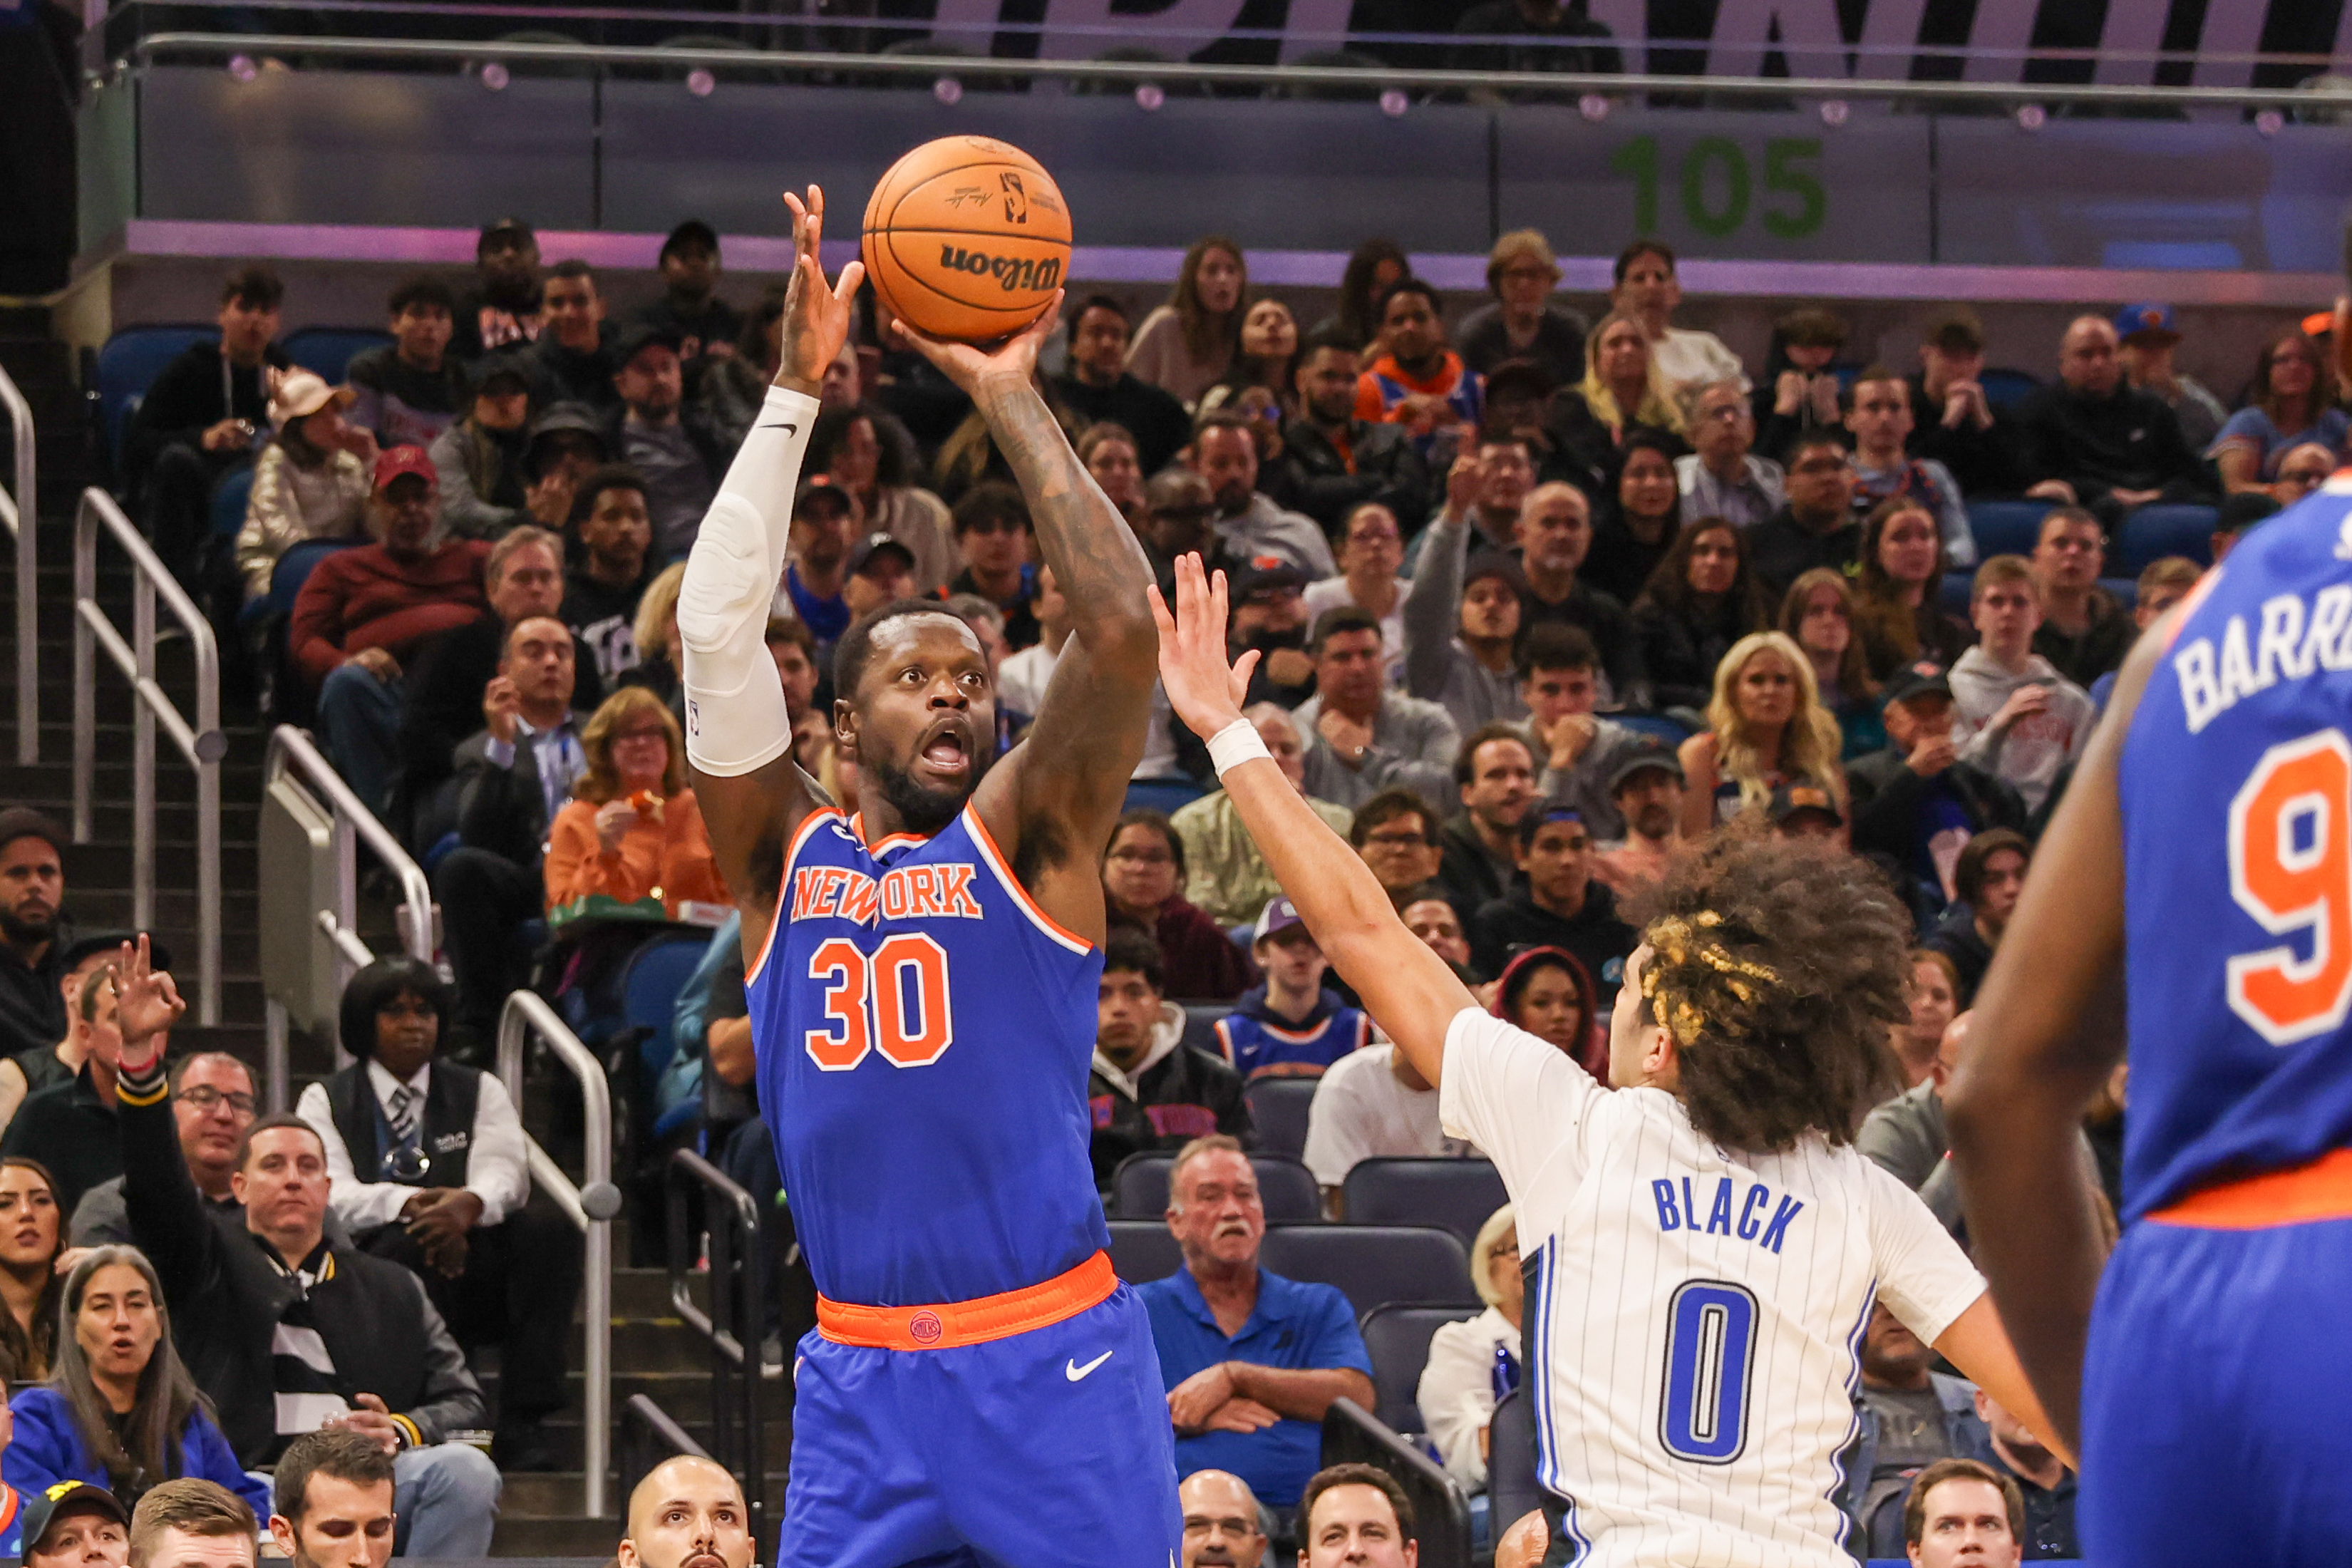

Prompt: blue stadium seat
[
  {"left": 2098, "top": 576, "right": 2139, "bottom": 611},
  {"left": 620, "top": 931, "right": 718, "bottom": 1084},
  {"left": 1123, "top": 778, "right": 1205, "bottom": 815},
  {"left": 2117, "top": 502, "right": 2217, "bottom": 574},
  {"left": 1243, "top": 1076, "right": 1317, "bottom": 1159},
  {"left": 1258, "top": 1224, "right": 1472, "bottom": 1318},
  {"left": 1358, "top": 1301, "right": 1480, "bottom": 1434},
  {"left": 1110, "top": 1151, "right": 1321, "bottom": 1222},
  {"left": 1976, "top": 367, "right": 2041, "bottom": 412},
  {"left": 1341, "top": 1158, "right": 1509, "bottom": 1250},
  {"left": 1486, "top": 1388, "right": 1550, "bottom": 1542},
  {"left": 1937, "top": 569, "right": 1973, "bottom": 617},
  {"left": 1964, "top": 498, "right": 2056, "bottom": 559},
  {"left": 262, "top": 537, "right": 361, "bottom": 621},
  {"left": 1613, "top": 713, "right": 1692, "bottom": 747},
  {"left": 284, "top": 326, "right": 395, "bottom": 384},
  {"left": 96, "top": 325, "right": 217, "bottom": 475},
  {"left": 1105, "top": 1218, "right": 1183, "bottom": 1284},
  {"left": 212, "top": 465, "right": 256, "bottom": 539}
]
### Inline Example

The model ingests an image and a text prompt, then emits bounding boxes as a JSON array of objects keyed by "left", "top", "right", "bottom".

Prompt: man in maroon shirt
[{"left": 294, "top": 447, "right": 490, "bottom": 810}]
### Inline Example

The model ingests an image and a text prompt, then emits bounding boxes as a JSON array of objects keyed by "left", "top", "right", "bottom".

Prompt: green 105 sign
[{"left": 1607, "top": 135, "right": 1827, "bottom": 240}]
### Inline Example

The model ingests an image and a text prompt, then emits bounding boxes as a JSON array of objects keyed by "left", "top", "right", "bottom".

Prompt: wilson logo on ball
[{"left": 937, "top": 246, "right": 1063, "bottom": 293}]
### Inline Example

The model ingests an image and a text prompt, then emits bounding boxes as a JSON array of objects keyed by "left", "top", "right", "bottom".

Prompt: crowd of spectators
[{"left": 63, "top": 188, "right": 2346, "bottom": 1563}]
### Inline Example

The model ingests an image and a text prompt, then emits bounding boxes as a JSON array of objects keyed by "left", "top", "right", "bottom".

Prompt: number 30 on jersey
[
  {"left": 804, "top": 935, "right": 956, "bottom": 1069},
  {"left": 2229, "top": 730, "right": 2352, "bottom": 1046}
]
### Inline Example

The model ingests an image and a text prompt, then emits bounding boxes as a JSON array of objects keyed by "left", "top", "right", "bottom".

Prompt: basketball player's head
[
  {"left": 617, "top": 1457, "right": 752, "bottom": 1568},
  {"left": 1609, "top": 834, "right": 1907, "bottom": 1153},
  {"left": 1902, "top": 1458, "right": 2023, "bottom": 1568},
  {"left": 831, "top": 602, "right": 996, "bottom": 835}
]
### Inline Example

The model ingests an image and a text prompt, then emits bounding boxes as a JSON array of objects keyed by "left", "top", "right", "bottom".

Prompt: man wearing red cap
[{"left": 290, "top": 448, "right": 490, "bottom": 812}]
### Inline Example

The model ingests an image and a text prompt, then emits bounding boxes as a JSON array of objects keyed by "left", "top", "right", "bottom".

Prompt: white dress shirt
[{"left": 297, "top": 1058, "right": 531, "bottom": 1232}]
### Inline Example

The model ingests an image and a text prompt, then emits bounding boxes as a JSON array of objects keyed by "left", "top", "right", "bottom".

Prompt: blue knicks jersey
[
  {"left": 2118, "top": 476, "right": 2352, "bottom": 1222},
  {"left": 746, "top": 804, "right": 1110, "bottom": 1306}
]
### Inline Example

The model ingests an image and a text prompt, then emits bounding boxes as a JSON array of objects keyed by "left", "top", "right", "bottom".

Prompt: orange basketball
[{"left": 861, "top": 137, "right": 1073, "bottom": 344}]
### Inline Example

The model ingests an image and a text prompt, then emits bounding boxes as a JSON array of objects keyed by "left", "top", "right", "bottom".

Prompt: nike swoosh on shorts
[{"left": 1065, "top": 1350, "right": 1114, "bottom": 1382}]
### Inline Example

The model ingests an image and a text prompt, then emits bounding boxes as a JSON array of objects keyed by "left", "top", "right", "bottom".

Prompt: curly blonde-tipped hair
[
  {"left": 1636, "top": 834, "right": 1909, "bottom": 1152},
  {"left": 1704, "top": 630, "right": 1845, "bottom": 818}
]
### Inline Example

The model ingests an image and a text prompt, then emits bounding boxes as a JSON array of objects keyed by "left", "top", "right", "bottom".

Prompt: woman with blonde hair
[
  {"left": 617, "top": 560, "right": 690, "bottom": 724},
  {"left": 1548, "top": 311, "right": 1688, "bottom": 485},
  {"left": 1676, "top": 629, "right": 1846, "bottom": 837},
  {"left": 1125, "top": 235, "right": 1247, "bottom": 406},
  {"left": 1417, "top": 1203, "right": 1526, "bottom": 1491},
  {"left": 1780, "top": 567, "right": 1884, "bottom": 758},
  {"left": 542, "top": 686, "right": 727, "bottom": 917}
]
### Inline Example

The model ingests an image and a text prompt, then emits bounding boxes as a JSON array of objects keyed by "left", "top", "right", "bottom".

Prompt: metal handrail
[
  {"left": 72, "top": 487, "right": 223, "bottom": 1024},
  {"left": 127, "top": 31, "right": 2348, "bottom": 109},
  {"left": 498, "top": 989, "right": 621, "bottom": 1519},
  {"left": 261, "top": 723, "right": 437, "bottom": 1108},
  {"left": 0, "top": 366, "right": 33, "bottom": 765},
  {"left": 666, "top": 1148, "right": 769, "bottom": 1561}
]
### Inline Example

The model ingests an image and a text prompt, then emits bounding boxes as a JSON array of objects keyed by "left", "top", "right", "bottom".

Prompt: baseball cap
[
  {"left": 2112, "top": 303, "right": 2180, "bottom": 345},
  {"left": 267, "top": 368, "right": 354, "bottom": 430},
  {"left": 1768, "top": 782, "right": 1844, "bottom": 827},
  {"left": 794, "top": 476, "right": 855, "bottom": 516},
  {"left": 56, "top": 930, "right": 172, "bottom": 975},
  {"left": 1606, "top": 744, "right": 1683, "bottom": 795},
  {"left": 372, "top": 445, "right": 438, "bottom": 495},
  {"left": 848, "top": 532, "right": 916, "bottom": 578},
  {"left": 21, "top": 1482, "right": 129, "bottom": 1557},
  {"left": 660, "top": 220, "right": 721, "bottom": 262},
  {"left": 1462, "top": 550, "right": 1526, "bottom": 595},
  {"left": 1921, "top": 305, "right": 1985, "bottom": 355},
  {"left": 1252, "top": 895, "right": 1308, "bottom": 944},
  {"left": 1234, "top": 557, "right": 1308, "bottom": 601},
  {"left": 611, "top": 321, "right": 685, "bottom": 367},
  {"left": 1879, "top": 662, "right": 1954, "bottom": 708},
  {"left": 528, "top": 401, "right": 607, "bottom": 445},
  {"left": 466, "top": 351, "right": 535, "bottom": 398},
  {"left": 478, "top": 217, "right": 535, "bottom": 252},
  {"left": 1482, "top": 358, "right": 1557, "bottom": 407},
  {"left": 0, "top": 806, "right": 67, "bottom": 860}
]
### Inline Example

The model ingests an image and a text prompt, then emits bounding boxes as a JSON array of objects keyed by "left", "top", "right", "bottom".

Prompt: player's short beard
[{"left": 868, "top": 751, "right": 973, "bottom": 838}]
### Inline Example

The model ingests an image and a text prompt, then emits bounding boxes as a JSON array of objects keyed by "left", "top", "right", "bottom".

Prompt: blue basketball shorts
[{"left": 783, "top": 1283, "right": 1181, "bottom": 1568}]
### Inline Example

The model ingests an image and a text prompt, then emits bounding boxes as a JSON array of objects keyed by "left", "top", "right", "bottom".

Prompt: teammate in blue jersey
[
  {"left": 676, "top": 187, "right": 1180, "bottom": 1568},
  {"left": 1954, "top": 236, "right": 2352, "bottom": 1567}
]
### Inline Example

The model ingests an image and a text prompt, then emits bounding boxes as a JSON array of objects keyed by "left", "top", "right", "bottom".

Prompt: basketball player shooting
[
  {"left": 1950, "top": 242, "right": 2352, "bottom": 1565},
  {"left": 678, "top": 187, "right": 1180, "bottom": 1568},
  {"left": 1150, "top": 552, "right": 2068, "bottom": 1566}
]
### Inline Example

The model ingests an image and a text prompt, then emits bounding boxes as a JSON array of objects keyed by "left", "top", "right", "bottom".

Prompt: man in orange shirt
[{"left": 1353, "top": 281, "right": 1484, "bottom": 463}]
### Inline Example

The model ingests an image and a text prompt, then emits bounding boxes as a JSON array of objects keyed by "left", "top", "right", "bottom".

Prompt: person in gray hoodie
[
  {"left": 1088, "top": 930, "right": 1253, "bottom": 1187},
  {"left": 1401, "top": 520, "right": 1529, "bottom": 733},
  {"left": 1947, "top": 556, "right": 2096, "bottom": 816}
]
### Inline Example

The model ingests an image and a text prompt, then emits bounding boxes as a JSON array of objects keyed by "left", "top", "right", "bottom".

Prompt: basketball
[{"left": 861, "top": 136, "right": 1073, "bottom": 344}]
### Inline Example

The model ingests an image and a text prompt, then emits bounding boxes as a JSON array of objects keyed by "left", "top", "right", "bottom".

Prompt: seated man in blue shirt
[{"left": 1138, "top": 1135, "right": 1375, "bottom": 1512}]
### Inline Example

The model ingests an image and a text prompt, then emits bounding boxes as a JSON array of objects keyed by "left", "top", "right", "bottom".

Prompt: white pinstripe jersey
[{"left": 1438, "top": 1009, "right": 1984, "bottom": 1567}]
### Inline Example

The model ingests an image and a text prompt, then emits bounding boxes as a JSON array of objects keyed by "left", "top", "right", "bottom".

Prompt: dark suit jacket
[
  {"left": 393, "top": 614, "right": 606, "bottom": 843},
  {"left": 452, "top": 713, "right": 592, "bottom": 872}
]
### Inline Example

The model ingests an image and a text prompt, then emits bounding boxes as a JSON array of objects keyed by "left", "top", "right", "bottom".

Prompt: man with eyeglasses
[
  {"left": 1748, "top": 432, "right": 1864, "bottom": 599},
  {"left": 69, "top": 1051, "right": 255, "bottom": 1249},
  {"left": 1673, "top": 378, "right": 1785, "bottom": 530}
]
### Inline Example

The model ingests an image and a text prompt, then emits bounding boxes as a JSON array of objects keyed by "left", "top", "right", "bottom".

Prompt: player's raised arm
[
  {"left": 682, "top": 186, "right": 862, "bottom": 958},
  {"left": 1945, "top": 626, "right": 2155, "bottom": 1451},
  {"left": 898, "top": 298, "right": 1161, "bottom": 915},
  {"left": 1154, "top": 553, "right": 1476, "bottom": 1086}
]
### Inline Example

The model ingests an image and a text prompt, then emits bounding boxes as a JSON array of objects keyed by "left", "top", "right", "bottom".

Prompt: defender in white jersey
[{"left": 1147, "top": 554, "right": 2069, "bottom": 1567}]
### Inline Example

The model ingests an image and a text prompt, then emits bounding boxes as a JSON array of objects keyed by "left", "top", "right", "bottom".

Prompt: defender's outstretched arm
[
  {"left": 1152, "top": 553, "right": 1475, "bottom": 1088},
  {"left": 684, "top": 187, "right": 861, "bottom": 959}
]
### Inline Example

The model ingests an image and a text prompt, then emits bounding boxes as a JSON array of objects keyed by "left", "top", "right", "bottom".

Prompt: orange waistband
[
  {"left": 816, "top": 1251, "right": 1118, "bottom": 1350},
  {"left": 2147, "top": 1147, "right": 2352, "bottom": 1229}
]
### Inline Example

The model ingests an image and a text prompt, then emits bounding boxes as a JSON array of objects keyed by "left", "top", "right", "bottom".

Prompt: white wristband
[{"left": 1207, "top": 718, "right": 1272, "bottom": 778}]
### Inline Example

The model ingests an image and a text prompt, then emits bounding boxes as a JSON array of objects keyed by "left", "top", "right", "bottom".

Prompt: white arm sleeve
[{"left": 679, "top": 386, "right": 820, "bottom": 777}]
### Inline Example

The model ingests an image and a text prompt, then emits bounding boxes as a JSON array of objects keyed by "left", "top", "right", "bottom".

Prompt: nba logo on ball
[{"left": 862, "top": 136, "right": 1074, "bottom": 345}]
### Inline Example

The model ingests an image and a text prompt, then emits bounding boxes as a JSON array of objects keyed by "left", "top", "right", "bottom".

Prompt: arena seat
[
  {"left": 2098, "top": 575, "right": 2139, "bottom": 609},
  {"left": 284, "top": 326, "right": 394, "bottom": 384},
  {"left": 212, "top": 465, "right": 256, "bottom": 542},
  {"left": 1613, "top": 713, "right": 1692, "bottom": 747},
  {"left": 1485, "top": 1387, "right": 1550, "bottom": 1540},
  {"left": 1259, "top": 1224, "right": 1472, "bottom": 1317},
  {"left": 96, "top": 324, "right": 216, "bottom": 475},
  {"left": 1976, "top": 367, "right": 2041, "bottom": 411},
  {"left": 1243, "top": 1076, "right": 1318, "bottom": 1158},
  {"left": 1937, "top": 569, "right": 1973, "bottom": 617},
  {"left": 2117, "top": 502, "right": 2218, "bottom": 573},
  {"left": 1110, "top": 1151, "right": 1321, "bottom": 1222},
  {"left": 1105, "top": 1218, "right": 1183, "bottom": 1284},
  {"left": 1964, "top": 497, "right": 2056, "bottom": 559},
  {"left": 618, "top": 932, "right": 719, "bottom": 1128},
  {"left": 1358, "top": 1301, "right": 1481, "bottom": 1434},
  {"left": 1341, "top": 1158, "right": 1509, "bottom": 1250}
]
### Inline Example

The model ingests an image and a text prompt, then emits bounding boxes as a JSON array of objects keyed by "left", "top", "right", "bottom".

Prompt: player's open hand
[
  {"left": 1148, "top": 552, "right": 1256, "bottom": 742},
  {"left": 893, "top": 292, "right": 1063, "bottom": 398},
  {"left": 778, "top": 187, "right": 865, "bottom": 394}
]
